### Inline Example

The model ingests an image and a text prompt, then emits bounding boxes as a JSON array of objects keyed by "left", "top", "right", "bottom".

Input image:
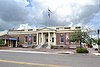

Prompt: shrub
[
  {"left": 0, "top": 39, "right": 4, "bottom": 44},
  {"left": 32, "top": 45, "right": 37, "bottom": 48},
  {"left": 51, "top": 45, "right": 57, "bottom": 49},
  {"left": 76, "top": 48, "right": 89, "bottom": 53},
  {"left": 0, "top": 44, "right": 6, "bottom": 47},
  {"left": 51, "top": 45, "right": 64, "bottom": 49}
]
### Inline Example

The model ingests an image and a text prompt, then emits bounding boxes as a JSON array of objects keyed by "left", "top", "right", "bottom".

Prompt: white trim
[
  {"left": 41, "top": 32, "right": 44, "bottom": 45},
  {"left": 36, "top": 33, "right": 38, "bottom": 45},
  {"left": 48, "top": 32, "right": 50, "bottom": 45},
  {"left": 53, "top": 32, "right": 56, "bottom": 45}
]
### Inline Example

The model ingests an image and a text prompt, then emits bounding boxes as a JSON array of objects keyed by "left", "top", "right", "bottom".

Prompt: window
[
  {"left": 33, "top": 35, "right": 36, "bottom": 42},
  {"left": 46, "top": 39, "right": 48, "bottom": 42},
  {"left": 25, "top": 36, "right": 27, "bottom": 42},
  {"left": 64, "top": 27, "right": 70, "bottom": 29},
  {"left": 56, "top": 28, "right": 59, "bottom": 29},
  {"left": 28, "top": 29, "right": 33, "bottom": 31},
  {"left": 46, "top": 37, "right": 48, "bottom": 42},
  {"left": 75, "top": 27, "right": 81, "bottom": 29},
  {"left": 60, "top": 35, "right": 64, "bottom": 43},
  {"left": 28, "top": 36, "right": 32, "bottom": 41},
  {"left": 52, "top": 37, "right": 54, "bottom": 42},
  {"left": 17, "top": 37, "right": 19, "bottom": 42}
]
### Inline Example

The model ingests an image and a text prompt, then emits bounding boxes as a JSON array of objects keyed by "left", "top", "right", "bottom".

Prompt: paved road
[{"left": 0, "top": 51, "right": 100, "bottom": 67}]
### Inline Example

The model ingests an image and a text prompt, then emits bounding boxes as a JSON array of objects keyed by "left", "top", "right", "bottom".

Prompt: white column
[
  {"left": 10, "top": 40, "right": 12, "bottom": 47},
  {"left": 15, "top": 40, "right": 17, "bottom": 47},
  {"left": 11, "top": 41, "right": 13, "bottom": 47},
  {"left": 9, "top": 41, "right": 11, "bottom": 47},
  {"left": 4, "top": 39, "right": 6, "bottom": 45},
  {"left": 54, "top": 32, "right": 56, "bottom": 45},
  {"left": 41, "top": 32, "right": 44, "bottom": 45},
  {"left": 39, "top": 34, "right": 41, "bottom": 45},
  {"left": 47, "top": 32, "right": 51, "bottom": 49},
  {"left": 37, "top": 33, "right": 38, "bottom": 45},
  {"left": 48, "top": 32, "right": 50, "bottom": 45}
]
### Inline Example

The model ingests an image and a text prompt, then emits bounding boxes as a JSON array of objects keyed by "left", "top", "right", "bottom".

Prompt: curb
[
  {"left": 0, "top": 50, "right": 51, "bottom": 54},
  {"left": 0, "top": 50, "right": 74, "bottom": 55},
  {"left": 92, "top": 53, "right": 100, "bottom": 56},
  {"left": 55, "top": 51, "right": 74, "bottom": 54}
]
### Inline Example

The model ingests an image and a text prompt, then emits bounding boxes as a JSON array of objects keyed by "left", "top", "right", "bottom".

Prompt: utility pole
[
  {"left": 97, "top": 29, "right": 100, "bottom": 53},
  {"left": 97, "top": 4, "right": 100, "bottom": 53}
]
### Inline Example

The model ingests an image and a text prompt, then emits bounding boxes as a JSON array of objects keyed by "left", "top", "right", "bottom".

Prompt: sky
[{"left": 0, "top": 0, "right": 100, "bottom": 34}]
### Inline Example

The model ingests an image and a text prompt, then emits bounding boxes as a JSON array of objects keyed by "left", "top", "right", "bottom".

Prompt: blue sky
[{"left": 0, "top": 0, "right": 100, "bottom": 34}]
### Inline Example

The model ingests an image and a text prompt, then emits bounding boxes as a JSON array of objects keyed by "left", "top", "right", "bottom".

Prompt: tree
[
  {"left": 92, "top": 38, "right": 100, "bottom": 44},
  {"left": 0, "top": 39, "right": 4, "bottom": 45},
  {"left": 70, "top": 30, "right": 88, "bottom": 47}
]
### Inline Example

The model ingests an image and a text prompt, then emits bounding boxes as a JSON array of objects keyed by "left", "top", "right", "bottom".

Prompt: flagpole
[
  {"left": 49, "top": 15, "right": 50, "bottom": 27},
  {"left": 25, "top": 0, "right": 33, "bottom": 46},
  {"left": 48, "top": 8, "right": 52, "bottom": 27},
  {"left": 98, "top": 4, "right": 100, "bottom": 53}
]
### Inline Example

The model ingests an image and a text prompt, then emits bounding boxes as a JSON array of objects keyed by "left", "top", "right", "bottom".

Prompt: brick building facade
[{"left": 7, "top": 26, "right": 81, "bottom": 48}]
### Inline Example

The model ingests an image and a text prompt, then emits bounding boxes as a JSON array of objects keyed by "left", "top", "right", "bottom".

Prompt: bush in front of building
[
  {"left": 0, "top": 44, "right": 8, "bottom": 49},
  {"left": 51, "top": 45, "right": 64, "bottom": 49},
  {"left": 0, "top": 39, "right": 6, "bottom": 47},
  {"left": 76, "top": 47, "right": 89, "bottom": 53},
  {"left": 51, "top": 45, "right": 55, "bottom": 49},
  {"left": 32, "top": 45, "right": 37, "bottom": 48},
  {"left": 0, "top": 44, "right": 6, "bottom": 47}
]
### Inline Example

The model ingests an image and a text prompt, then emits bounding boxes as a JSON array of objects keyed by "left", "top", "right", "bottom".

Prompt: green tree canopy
[
  {"left": 0, "top": 39, "right": 4, "bottom": 45},
  {"left": 70, "top": 30, "right": 82, "bottom": 42}
]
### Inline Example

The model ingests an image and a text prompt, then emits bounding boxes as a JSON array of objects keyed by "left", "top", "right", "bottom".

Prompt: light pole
[{"left": 97, "top": 29, "right": 100, "bottom": 53}]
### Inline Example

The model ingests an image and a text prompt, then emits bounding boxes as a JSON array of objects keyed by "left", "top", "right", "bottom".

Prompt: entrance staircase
[
  {"left": 35, "top": 44, "right": 43, "bottom": 49},
  {"left": 35, "top": 44, "right": 50, "bottom": 49},
  {"left": 42, "top": 44, "right": 48, "bottom": 48}
]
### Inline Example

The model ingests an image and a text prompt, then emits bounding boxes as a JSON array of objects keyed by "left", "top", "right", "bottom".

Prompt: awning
[{"left": 9, "top": 38, "right": 17, "bottom": 40}]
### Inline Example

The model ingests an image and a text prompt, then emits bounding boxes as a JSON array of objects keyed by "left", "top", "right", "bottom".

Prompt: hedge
[{"left": 76, "top": 48, "right": 89, "bottom": 53}]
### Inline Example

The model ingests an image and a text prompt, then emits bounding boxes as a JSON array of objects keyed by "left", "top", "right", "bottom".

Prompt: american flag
[
  {"left": 48, "top": 8, "right": 52, "bottom": 18},
  {"left": 26, "top": 0, "right": 32, "bottom": 7}
]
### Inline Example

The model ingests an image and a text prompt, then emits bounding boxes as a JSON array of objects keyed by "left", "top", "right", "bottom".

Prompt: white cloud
[
  {"left": 0, "top": 0, "right": 100, "bottom": 32},
  {"left": 17, "top": 24, "right": 32, "bottom": 30}
]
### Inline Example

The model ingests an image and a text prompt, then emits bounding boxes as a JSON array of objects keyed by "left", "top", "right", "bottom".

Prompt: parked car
[
  {"left": 22, "top": 44, "right": 28, "bottom": 48},
  {"left": 92, "top": 43, "right": 98, "bottom": 50}
]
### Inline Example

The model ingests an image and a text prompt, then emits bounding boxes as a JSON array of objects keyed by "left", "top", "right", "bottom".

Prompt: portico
[
  {"left": 36, "top": 28, "right": 56, "bottom": 48},
  {"left": 36, "top": 32, "right": 56, "bottom": 45}
]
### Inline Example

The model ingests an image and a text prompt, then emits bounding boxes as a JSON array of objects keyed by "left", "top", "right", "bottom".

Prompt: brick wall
[
  {"left": 19, "top": 34, "right": 25, "bottom": 44},
  {"left": 56, "top": 33, "right": 60, "bottom": 44},
  {"left": 56, "top": 33, "right": 66, "bottom": 45}
]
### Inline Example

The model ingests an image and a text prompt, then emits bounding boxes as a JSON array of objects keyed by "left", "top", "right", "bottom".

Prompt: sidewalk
[
  {"left": 87, "top": 48, "right": 100, "bottom": 56},
  {"left": 7, "top": 48, "right": 75, "bottom": 54},
  {"left": 1, "top": 47, "right": 100, "bottom": 56}
]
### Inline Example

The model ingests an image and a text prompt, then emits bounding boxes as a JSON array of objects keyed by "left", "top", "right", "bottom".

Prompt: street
[{"left": 0, "top": 51, "right": 100, "bottom": 67}]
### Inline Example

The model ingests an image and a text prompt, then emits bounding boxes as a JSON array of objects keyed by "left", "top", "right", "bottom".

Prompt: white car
[
  {"left": 22, "top": 44, "right": 28, "bottom": 48},
  {"left": 92, "top": 43, "right": 98, "bottom": 50}
]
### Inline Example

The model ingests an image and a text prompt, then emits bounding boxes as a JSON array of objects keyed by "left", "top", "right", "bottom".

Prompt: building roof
[
  {"left": 0, "top": 33, "right": 4, "bottom": 36},
  {"left": 0, "top": 34, "right": 13, "bottom": 39},
  {"left": 8, "top": 26, "right": 81, "bottom": 34},
  {"left": 37, "top": 27, "right": 56, "bottom": 31}
]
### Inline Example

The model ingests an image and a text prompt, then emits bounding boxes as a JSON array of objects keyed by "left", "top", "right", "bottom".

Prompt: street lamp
[{"left": 97, "top": 29, "right": 100, "bottom": 53}]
